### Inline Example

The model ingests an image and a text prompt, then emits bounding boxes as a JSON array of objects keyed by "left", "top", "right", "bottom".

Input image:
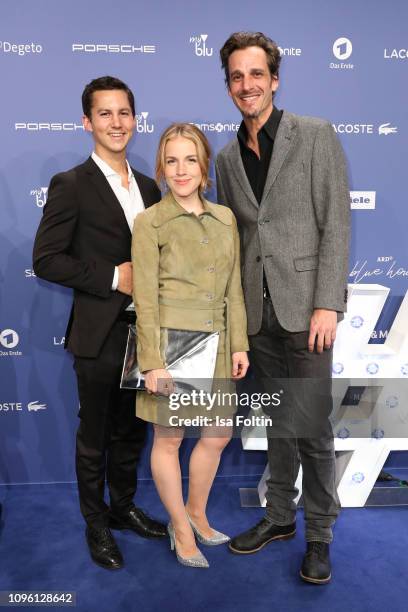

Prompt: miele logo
[
  {"left": 384, "top": 48, "right": 408, "bottom": 59},
  {"left": 15, "top": 123, "right": 84, "bottom": 131},
  {"left": 350, "top": 191, "right": 376, "bottom": 210},
  {"left": 30, "top": 187, "right": 48, "bottom": 208},
  {"left": 189, "top": 34, "right": 213, "bottom": 57},
  {"left": 72, "top": 43, "right": 156, "bottom": 54}
]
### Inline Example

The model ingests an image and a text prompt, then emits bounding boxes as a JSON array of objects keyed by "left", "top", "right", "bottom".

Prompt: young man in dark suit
[
  {"left": 216, "top": 33, "right": 350, "bottom": 584},
  {"left": 33, "top": 76, "right": 166, "bottom": 570}
]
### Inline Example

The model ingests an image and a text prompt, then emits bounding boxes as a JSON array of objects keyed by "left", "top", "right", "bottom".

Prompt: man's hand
[
  {"left": 308, "top": 309, "right": 337, "bottom": 353},
  {"left": 117, "top": 262, "right": 133, "bottom": 296},
  {"left": 144, "top": 369, "right": 174, "bottom": 395},
  {"left": 231, "top": 352, "right": 250, "bottom": 380}
]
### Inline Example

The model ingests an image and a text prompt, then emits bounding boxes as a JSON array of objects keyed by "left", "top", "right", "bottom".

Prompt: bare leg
[
  {"left": 186, "top": 424, "right": 232, "bottom": 537},
  {"left": 151, "top": 424, "right": 198, "bottom": 557}
]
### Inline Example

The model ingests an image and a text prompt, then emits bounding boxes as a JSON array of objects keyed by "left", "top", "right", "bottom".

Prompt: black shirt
[{"left": 237, "top": 106, "right": 283, "bottom": 204}]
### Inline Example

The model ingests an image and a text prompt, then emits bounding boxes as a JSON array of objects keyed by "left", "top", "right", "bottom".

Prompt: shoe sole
[
  {"left": 228, "top": 529, "right": 296, "bottom": 554},
  {"left": 299, "top": 570, "right": 331, "bottom": 584},
  {"left": 109, "top": 524, "right": 166, "bottom": 538}
]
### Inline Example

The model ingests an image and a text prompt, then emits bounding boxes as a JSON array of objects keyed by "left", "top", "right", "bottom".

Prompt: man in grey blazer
[{"left": 216, "top": 32, "right": 350, "bottom": 584}]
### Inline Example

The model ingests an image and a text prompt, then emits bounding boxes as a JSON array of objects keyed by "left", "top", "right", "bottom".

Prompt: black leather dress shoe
[
  {"left": 109, "top": 506, "right": 167, "bottom": 538},
  {"left": 86, "top": 526, "right": 123, "bottom": 570},
  {"left": 229, "top": 518, "right": 296, "bottom": 554},
  {"left": 300, "top": 541, "right": 331, "bottom": 584}
]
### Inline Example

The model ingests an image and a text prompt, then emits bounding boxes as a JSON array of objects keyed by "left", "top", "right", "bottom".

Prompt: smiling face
[
  {"left": 227, "top": 46, "right": 279, "bottom": 123},
  {"left": 164, "top": 136, "right": 203, "bottom": 202},
  {"left": 82, "top": 89, "right": 136, "bottom": 161}
]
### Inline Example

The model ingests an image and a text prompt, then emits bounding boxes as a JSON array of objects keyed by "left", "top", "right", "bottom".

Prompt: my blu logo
[
  {"left": 135, "top": 112, "right": 154, "bottom": 134},
  {"left": 189, "top": 34, "right": 213, "bottom": 57}
]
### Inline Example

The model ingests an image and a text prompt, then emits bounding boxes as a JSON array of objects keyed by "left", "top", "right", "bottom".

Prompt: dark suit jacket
[{"left": 33, "top": 157, "right": 161, "bottom": 357}]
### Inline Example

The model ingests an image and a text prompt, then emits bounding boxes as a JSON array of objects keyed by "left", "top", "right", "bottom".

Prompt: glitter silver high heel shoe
[
  {"left": 186, "top": 513, "right": 230, "bottom": 546},
  {"left": 167, "top": 522, "right": 209, "bottom": 568}
]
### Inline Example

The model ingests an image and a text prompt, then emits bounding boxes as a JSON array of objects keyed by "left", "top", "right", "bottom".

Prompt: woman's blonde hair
[{"left": 156, "top": 123, "right": 212, "bottom": 195}]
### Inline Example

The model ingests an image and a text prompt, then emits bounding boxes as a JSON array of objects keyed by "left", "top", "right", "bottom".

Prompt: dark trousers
[
  {"left": 249, "top": 298, "right": 340, "bottom": 543},
  {"left": 73, "top": 320, "right": 147, "bottom": 528}
]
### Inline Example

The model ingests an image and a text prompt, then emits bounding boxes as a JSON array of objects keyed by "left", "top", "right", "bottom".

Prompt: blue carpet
[{"left": 0, "top": 479, "right": 407, "bottom": 612}]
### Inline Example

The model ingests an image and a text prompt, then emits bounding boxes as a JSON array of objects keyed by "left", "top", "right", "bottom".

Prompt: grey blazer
[{"left": 215, "top": 111, "right": 350, "bottom": 335}]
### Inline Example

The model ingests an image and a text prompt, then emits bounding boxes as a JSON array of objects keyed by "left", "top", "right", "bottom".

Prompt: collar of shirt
[
  {"left": 237, "top": 106, "right": 283, "bottom": 149},
  {"left": 91, "top": 151, "right": 134, "bottom": 184}
]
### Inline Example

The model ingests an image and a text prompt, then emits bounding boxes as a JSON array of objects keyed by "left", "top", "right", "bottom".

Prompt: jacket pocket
[{"left": 294, "top": 254, "right": 318, "bottom": 271}]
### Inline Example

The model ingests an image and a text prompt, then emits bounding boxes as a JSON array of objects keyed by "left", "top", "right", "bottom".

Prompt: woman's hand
[
  {"left": 231, "top": 352, "right": 249, "bottom": 380},
  {"left": 144, "top": 369, "right": 174, "bottom": 395}
]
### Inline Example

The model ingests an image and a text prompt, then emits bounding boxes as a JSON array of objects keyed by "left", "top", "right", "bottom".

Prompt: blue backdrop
[{"left": 1, "top": 0, "right": 407, "bottom": 484}]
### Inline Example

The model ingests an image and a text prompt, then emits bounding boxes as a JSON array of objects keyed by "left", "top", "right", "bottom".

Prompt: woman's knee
[
  {"left": 153, "top": 425, "right": 184, "bottom": 453},
  {"left": 199, "top": 431, "right": 232, "bottom": 452}
]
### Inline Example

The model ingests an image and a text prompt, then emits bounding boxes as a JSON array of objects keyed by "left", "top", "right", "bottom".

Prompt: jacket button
[
  {"left": 205, "top": 320, "right": 213, "bottom": 326},
  {"left": 200, "top": 238, "right": 209, "bottom": 244},
  {"left": 206, "top": 293, "right": 214, "bottom": 300},
  {"left": 208, "top": 266, "right": 215, "bottom": 273},
  {"left": 256, "top": 256, "right": 261, "bottom": 262}
]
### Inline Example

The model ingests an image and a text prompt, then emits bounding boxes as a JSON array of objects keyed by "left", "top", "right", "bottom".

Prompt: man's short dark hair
[
  {"left": 220, "top": 32, "right": 281, "bottom": 85},
  {"left": 81, "top": 76, "right": 135, "bottom": 119}
]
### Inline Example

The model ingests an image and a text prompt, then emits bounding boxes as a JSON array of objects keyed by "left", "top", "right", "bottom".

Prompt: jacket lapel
[
  {"left": 227, "top": 141, "right": 259, "bottom": 211},
  {"left": 84, "top": 157, "right": 131, "bottom": 234},
  {"left": 260, "top": 112, "right": 297, "bottom": 206}
]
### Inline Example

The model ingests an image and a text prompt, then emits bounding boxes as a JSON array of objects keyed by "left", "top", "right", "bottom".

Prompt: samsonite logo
[{"left": 350, "top": 191, "right": 376, "bottom": 210}]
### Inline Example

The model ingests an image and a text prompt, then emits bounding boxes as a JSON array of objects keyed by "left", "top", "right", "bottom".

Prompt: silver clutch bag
[{"left": 120, "top": 325, "right": 219, "bottom": 395}]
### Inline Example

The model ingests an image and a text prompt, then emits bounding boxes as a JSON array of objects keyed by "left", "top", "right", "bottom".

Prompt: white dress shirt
[{"left": 91, "top": 152, "right": 145, "bottom": 292}]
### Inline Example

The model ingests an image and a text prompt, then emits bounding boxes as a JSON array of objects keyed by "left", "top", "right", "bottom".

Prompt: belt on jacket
[{"left": 158, "top": 297, "right": 231, "bottom": 375}]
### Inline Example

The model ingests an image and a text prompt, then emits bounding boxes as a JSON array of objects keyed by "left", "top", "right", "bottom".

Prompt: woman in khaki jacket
[{"left": 132, "top": 123, "right": 249, "bottom": 568}]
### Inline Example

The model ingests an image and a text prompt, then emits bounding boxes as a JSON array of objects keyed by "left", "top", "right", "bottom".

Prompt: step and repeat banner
[{"left": 1, "top": 0, "right": 407, "bottom": 484}]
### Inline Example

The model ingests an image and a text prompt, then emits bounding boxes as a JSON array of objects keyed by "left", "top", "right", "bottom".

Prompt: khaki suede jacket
[{"left": 132, "top": 191, "right": 249, "bottom": 373}]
